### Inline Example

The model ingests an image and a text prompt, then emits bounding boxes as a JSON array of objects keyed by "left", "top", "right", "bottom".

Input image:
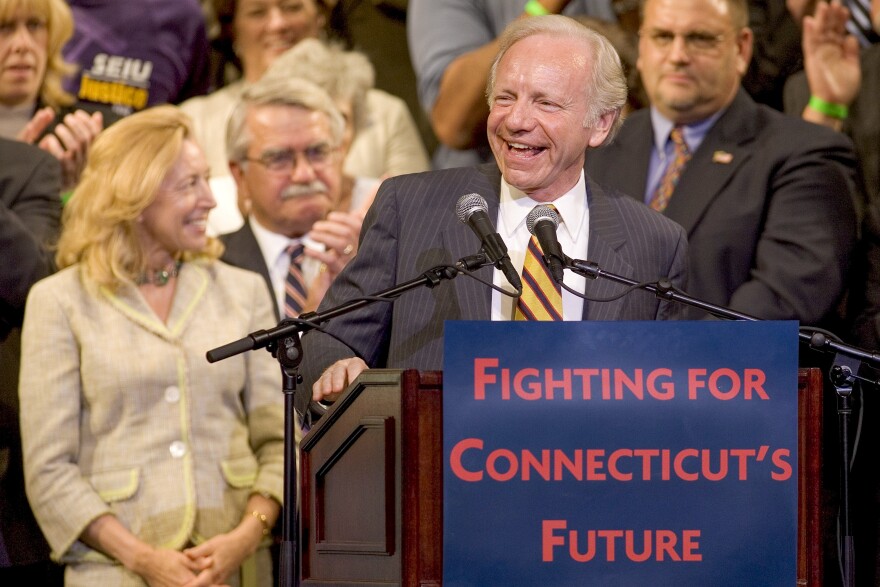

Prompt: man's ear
[
  {"left": 735, "top": 27, "right": 755, "bottom": 77},
  {"left": 587, "top": 110, "right": 619, "bottom": 148},
  {"left": 229, "top": 160, "right": 244, "bottom": 184},
  {"left": 229, "top": 160, "right": 251, "bottom": 217}
]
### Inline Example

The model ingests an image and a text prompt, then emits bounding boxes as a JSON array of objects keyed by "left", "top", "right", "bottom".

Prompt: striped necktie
[
  {"left": 650, "top": 125, "right": 691, "bottom": 213},
  {"left": 284, "top": 243, "right": 307, "bottom": 318},
  {"left": 514, "top": 207, "right": 563, "bottom": 321},
  {"left": 846, "top": 0, "right": 880, "bottom": 47}
]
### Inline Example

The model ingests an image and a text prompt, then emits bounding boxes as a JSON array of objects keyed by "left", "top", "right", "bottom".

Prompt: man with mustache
[
  {"left": 586, "top": 0, "right": 858, "bottom": 325},
  {"left": 221, "top": 76, "right": 361, "bottom": 320}
]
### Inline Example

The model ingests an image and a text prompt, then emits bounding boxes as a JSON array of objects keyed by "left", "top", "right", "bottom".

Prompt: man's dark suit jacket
[
  {"left": 0, "top": 138, "right": 61, "bottom": 568},
  {"left": 300, "top": 163, "right": 688, "bottom": 389},
  {"left": 220, "top": 222, "right": 281, "bottom": 320},
  {"left": 586, "top": 89, "right": 858, "bottom": 324}
]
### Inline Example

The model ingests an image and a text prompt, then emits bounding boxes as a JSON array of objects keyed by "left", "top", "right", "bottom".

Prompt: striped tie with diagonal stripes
[
  {"left": 846, "top": 0, "right": 880, "bottom": 47},
  {"left": 649, "top": 125, "right": 691, "bottom": 213},
  {"left": 515, "top": 224, "right": 563, "bottom": 321},
  {"left": 284, "top": 243, "right": 307, "bottom": 318}
]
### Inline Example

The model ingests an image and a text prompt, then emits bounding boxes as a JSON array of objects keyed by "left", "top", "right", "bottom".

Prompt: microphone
[
  {"left": 526, "top": 205, "right": 566, "bottom": 283},
  {"left": 456, "top": 193, "right": 522, "bottom": 291}
]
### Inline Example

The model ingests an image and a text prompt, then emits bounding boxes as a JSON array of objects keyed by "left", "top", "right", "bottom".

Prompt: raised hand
[{"left": 802, "top": 1, "right": 861, "bottom": 110}]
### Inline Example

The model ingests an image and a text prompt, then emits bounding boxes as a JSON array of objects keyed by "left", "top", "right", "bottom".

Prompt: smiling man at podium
[{"left": 301, "top": 15, "right": 689, "bottom": 403}]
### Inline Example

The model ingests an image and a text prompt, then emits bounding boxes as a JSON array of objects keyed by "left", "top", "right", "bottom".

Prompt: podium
[
  {"left": 300, "top": 370, "right": 443, "bottom": 586},
  {"left": 300, "top": 368, "right": 828, "bottom": 586}
]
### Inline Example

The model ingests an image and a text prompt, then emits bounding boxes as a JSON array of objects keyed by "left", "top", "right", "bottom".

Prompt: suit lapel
[
  {"left": 582, "top": 180, "right": 632, "bottom": 321},
  {"left": 663, "top": 90, "right": 756, "bottom": 234},
  {"left": 221, "top": 222, "right": 280, "bottom": 319}
]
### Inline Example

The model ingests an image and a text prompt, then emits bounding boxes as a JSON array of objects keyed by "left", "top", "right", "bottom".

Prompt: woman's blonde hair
[
  {"left": 57, "top": 105, "right": 222, "bottom": 290},
  {"left": 1, "top": 0, "right": 77, "bottom": 108}
]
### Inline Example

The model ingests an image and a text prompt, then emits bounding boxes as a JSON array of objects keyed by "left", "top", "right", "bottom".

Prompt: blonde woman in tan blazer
[{"left": 19, "top": 106, "right": 284, "bottom": 587}]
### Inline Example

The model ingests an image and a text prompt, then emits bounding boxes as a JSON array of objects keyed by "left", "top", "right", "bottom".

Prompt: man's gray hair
[
  {"left": 486, "top": 15, "right": 628, "bottom": 143},
  {"left": 226, "top": 76, "right": 347, "bottom": 164}
]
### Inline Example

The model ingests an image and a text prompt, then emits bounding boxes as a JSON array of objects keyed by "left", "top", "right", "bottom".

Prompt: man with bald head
[
  {"left": 301, "top": 15, "right": 688, "bottom": 402},
  {"left": 586, "top": 0, "right": 858, "bottom": 325}
]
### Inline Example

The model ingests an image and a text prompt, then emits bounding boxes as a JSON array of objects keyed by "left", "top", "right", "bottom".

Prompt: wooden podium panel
[
  {"left": 300, "top": 369, "right": 443, "bottom": 587},
  {"left": 300, "top": 368, "right": 826, "bottom": 586},
  {"left": 797, "top": 367, "right": 827, "bottom": 586}
]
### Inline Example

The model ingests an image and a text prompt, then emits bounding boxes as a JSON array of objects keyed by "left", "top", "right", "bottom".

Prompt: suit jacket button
[
  {"left": 169, "top": 441, "right": 187, "bottom": 458},
  {"left": 164, "top": 386, "right": 181, "bottom": 403}
]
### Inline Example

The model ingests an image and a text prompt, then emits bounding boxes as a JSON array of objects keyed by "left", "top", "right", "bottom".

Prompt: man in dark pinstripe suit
[{"left": 302, "top": 15, "right": 689, "bottom": 402}]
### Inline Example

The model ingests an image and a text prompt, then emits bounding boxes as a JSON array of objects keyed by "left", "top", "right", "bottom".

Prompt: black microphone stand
[
  {"left": 274, "top": 321, "right": 304, "bottom": 587},
  {"left": 206, "top": 259, "right": 494, "bottom": 587},
  {"left": 565, "top": 257, "right": 880, "bottom": 587}
]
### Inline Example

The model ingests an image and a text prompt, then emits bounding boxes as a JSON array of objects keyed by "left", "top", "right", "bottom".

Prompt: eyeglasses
[
  {"left": 246, "top": 144, "right": 336, "bottom": 173},
  {"left": 640, "top": 29, "right": 730, "bottom": 54}
]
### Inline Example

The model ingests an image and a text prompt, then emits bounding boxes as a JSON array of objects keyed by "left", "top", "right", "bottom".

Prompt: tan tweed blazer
[{"left": 19, "top": 260, "right": 285, "bottom": 583}]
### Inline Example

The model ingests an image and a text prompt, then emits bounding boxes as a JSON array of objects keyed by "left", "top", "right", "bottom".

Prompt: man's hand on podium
[{"left": 312, "top": 357, "right": 369, "bottom": 403}]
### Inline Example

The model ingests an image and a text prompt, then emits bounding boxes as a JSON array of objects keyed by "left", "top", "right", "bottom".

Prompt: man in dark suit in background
[
  {"left": 303, "top": 15, "right": 689, "bottom": 402},
  {"left": 220, "top": 77, "right": 361, "bottom": 320},
  {"left": 586, "top": 0, "right": 857, "bottom": 324},
  {"left": 0, "top": 138, "right": 62, "bottom": 584}
]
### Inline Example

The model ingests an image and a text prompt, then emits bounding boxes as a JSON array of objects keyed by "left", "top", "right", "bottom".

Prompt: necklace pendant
[
  {"left": 136, "top": 260, "right": 181, "bottom": 286},
  {"left": 155, "top": 269, "right": 171, "bottom": 286}
]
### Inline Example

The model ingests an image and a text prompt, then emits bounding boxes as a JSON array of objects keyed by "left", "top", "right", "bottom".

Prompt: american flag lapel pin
[{"left": 712, "top": 150, "right": 733, "bottom": 164}]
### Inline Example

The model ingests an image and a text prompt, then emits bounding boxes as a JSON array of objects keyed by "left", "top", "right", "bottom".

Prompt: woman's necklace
[{"left": 136, "top": 260, "right": 182, "bottom": 286}]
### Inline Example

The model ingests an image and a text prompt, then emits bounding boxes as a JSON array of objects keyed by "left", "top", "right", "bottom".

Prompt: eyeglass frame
[
  {"left": 243, "top": 142, "right": 339, "bottom": 173},
  {"left": 638, "top": 27, "right": 738, "bottom": 54}
]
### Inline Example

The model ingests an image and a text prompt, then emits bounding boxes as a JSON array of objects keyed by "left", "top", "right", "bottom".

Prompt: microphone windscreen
[
  {"left": 456, "top": 193, "right": 488, "bottom": 224},
  {"left": 526, "top": 205, "right": 560, "bottom": 234}
]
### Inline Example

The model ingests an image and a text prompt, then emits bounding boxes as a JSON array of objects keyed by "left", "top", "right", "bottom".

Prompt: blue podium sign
[{"left": 442, "top": 321, "right": 799, "bottom": 586}]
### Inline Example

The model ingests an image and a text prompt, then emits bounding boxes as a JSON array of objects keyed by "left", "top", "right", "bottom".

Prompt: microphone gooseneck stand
[
  {"left": 559, "top": 255, "right": 880, "bottom": 587},
  {"left": 206, "top": 256, "right": 514, "bottom": 587}
]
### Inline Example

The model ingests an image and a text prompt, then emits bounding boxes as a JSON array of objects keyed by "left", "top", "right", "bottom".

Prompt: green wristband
[
  {"left": 808, "top": 95, "right": 849, "bottom": 120},
  {"left": 524, "top": 0, "right": 550, "bottom": 16}
]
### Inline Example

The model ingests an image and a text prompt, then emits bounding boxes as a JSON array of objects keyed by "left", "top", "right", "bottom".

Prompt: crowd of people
[{"left": 2, "top": 0, "right": 879, "bottom": 585}]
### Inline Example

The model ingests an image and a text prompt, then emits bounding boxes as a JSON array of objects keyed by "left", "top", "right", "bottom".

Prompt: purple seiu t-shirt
[{"left": 62, "top": 0, "right": 210, "bottom": 117}]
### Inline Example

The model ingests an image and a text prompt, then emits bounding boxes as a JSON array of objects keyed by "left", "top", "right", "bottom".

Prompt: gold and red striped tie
[
  {"left": 515, "top": 231, "right": 563, "bottom": 321},
  {"left": 649, "top": 125, "right": 691, "bottom": 212}
]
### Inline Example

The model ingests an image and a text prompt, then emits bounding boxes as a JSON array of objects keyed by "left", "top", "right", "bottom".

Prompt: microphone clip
[{"left": 456, "top": 252, "right": 493, "bottom": 272}]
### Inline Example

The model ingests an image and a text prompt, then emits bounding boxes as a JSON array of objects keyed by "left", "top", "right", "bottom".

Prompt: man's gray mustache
[{"left": 281, "top": 181, "right": 329, "bottom": 200}]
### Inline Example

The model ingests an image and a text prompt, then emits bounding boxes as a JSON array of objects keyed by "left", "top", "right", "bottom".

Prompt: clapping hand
[{"left": 17, "top": 107, "right": 104, "bottom": 191}]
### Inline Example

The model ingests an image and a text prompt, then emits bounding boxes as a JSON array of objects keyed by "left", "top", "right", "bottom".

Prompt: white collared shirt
[
  {"left": 491, "top": 172, "right": 589, "bottom": 321},
  {"left": 249, "top": 217, "right": 323, "bottom": 315}
]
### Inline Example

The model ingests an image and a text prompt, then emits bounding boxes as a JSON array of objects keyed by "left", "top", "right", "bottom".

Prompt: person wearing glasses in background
[
  {"left": 221, "top": 75, "right": 363, "bottom": 321},
  {"left": 183, "top": 0, "right": 427, "bottom": 234},
  {"left": 586, "top": 0, "right": 857, "bottom": 326}
]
